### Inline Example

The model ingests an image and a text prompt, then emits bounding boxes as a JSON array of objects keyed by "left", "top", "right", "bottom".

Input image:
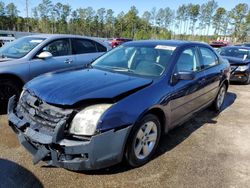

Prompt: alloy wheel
[
  {"left": 216, "top": 86, "right": 226, "bottom": 109},
  {"left": 133, "top": 121, "right": 158, "bottom": 160}
]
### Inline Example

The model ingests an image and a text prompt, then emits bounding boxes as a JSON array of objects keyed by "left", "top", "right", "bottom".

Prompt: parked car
[
  {"left": 235, "top": 43, "right": 250, "bottom": 47},
  {"left": 8, "top": 40, "right": 230, "bottom": 171},
  {"left": 0, "top": 34, "right": 15, "bottom": 47},
  {"left": 109, "top": 38, "right": 133, "bottom": 48},
  {"left": 217, "top": 46, "right": 250, "bottom": 84},
  {"left": 0, "top": 34, "right": 110, "bottom": 110},
  {"left": 209, "top": 41, "right": 229, "bottom": 49}
]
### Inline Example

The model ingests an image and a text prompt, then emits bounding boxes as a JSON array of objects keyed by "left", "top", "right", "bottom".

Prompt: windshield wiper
[
  {"left": 108, "top": 67, "right": 135, "bottom": 73},
  {"left": 85, "top": 62, "right": 93, "bottom": 68}
]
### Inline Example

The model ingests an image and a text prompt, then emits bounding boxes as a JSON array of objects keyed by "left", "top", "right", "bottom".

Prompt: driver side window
[
  {"left": 42, "top": 39, "right": 70, "bottom": 57},
  {"left": 175, "top": 47, "right": 200, "bottom": 72}
]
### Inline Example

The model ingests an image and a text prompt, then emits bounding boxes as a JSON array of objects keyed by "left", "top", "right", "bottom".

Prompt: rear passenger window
[
  {"left": 175, "top": 47, "right": 200, "bottom": 72},
  {"left": 95, "top": 42, "right": 107, "bottom": 52},
  {"left": 200, "top": 47, "right": 219, "bottom": 69},
  {"left": 72, "top": 39, "right": 97, "bottom": 54}
]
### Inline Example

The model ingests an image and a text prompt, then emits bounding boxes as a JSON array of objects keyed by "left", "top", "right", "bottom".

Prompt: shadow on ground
[
  {"left": 0, "top": 159, "right": 43, "bottom": 188},
  {"left": 80, "top": 92, "right": 237, "bottom": 175}
]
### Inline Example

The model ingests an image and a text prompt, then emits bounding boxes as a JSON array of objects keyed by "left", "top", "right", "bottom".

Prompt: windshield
[
  {"left": 219, "top": 47, "right": 250, "bottom": 60},
  {"left": 0, "top": 37, "right": 45, "bottom": 58},
  {"left": 92, "top": 44, "right": 176, "bottom": 77}
]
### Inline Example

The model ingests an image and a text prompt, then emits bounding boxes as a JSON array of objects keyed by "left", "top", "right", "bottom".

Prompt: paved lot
[{"left": 0, "top": 84, "right": 250, "bottom": 188}]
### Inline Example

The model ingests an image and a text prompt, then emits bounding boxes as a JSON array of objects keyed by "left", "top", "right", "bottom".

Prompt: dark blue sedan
[
  {"left": 8, "top": 40, "right": 230, "bottom": 171},
  {"left": 218, "top": 46, "right": 250, "bottom": 84}
]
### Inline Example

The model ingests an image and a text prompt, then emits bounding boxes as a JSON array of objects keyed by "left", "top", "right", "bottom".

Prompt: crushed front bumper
[
  {"left": 230, "top": 70, "right": 249, "bottom": 83},
  {"left": 8, "top": 96, "right": 132, "bottom": 171}
]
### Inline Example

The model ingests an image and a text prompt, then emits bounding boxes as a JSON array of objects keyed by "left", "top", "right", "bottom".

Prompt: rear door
[
  {"left": 169, "top": 46, "right": 207, "bottom": 127},
  {"left": 198, "top": 46, "right": 222, "bottom": 102},
  {"left": 72, "top": 38, "right": 107, "bottom": 66},
  {"left": 29, "top": 38, "right": 76, "bottom": 79}
]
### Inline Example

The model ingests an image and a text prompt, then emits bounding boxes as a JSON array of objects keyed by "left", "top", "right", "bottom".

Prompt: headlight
[
  {"left": 236, "top": 65, "right": 249, "bottom": 71},
  {"left": 19, "top": 90, "right": 25, "bottom": 100},
  {"left": 69, "top": 104, "right": 112, "bottom": 136}
]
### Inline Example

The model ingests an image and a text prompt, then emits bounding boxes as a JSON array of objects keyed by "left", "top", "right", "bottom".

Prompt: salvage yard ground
[{"left": 0, "top": 84, "right": 250, "bottom": 188}]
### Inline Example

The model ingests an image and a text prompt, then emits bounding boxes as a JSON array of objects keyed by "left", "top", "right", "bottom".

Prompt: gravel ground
[{"left": 0, "top": 84, "right": 250, "bottom": 188}]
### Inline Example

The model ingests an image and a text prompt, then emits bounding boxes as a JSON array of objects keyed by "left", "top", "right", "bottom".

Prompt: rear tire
[
  {"left": 0, "top": 79, "right": 21, "bottom": 113},
  {"left": 125, "top": 114, "right": 161, "bottom": 167},
  {"left": 212, "top": 84, "right": 227, "bottom": 112}
]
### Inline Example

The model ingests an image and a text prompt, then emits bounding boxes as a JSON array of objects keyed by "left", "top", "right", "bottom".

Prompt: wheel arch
[
  {"left": 221, "top": 79, "right": 229, "bottom": 91},
  {"left": 0, "top": 73, "right": 25, "bottom": 88},
  {"left": 136, "top": 107, "right": 168, "bottom": 135}
]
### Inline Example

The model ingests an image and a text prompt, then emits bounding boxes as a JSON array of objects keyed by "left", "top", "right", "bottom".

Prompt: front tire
[
  {"left": 213, "top": 84, "right": 227, "bottom": 112},
  {"left": 125, "top": 114, "right": 161, "bottom": 167},
  {"left": 243, "top": 74, "right": 250, "bottom": 85}
]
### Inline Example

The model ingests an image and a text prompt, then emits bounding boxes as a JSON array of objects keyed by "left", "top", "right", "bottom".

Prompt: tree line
[{"left": 0, "top": 0, "right": 249, "bottom": 42}]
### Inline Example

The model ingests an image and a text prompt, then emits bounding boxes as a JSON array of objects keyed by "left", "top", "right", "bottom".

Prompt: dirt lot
[{"left": 0, "top": 84, "right": 250, "bottom": 188}]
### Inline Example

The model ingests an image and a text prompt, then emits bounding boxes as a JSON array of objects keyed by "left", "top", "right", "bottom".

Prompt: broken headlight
[
  {"left": 69, "top": 104, "right": 112, "bottom": 136},
  {"left": 19, "top": 90, "right": 25, "bottom": 100},
  {"left": 236, "top": 65, "right": 249, "bottom": 72}
]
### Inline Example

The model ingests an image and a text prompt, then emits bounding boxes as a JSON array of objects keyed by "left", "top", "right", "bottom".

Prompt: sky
[{"left": 4, "top": 0, "right": 250, "bottom": 17}]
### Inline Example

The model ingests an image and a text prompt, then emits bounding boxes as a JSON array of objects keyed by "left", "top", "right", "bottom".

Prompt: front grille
[{"left": 16, "top": 90, "right": 72, "bottom": 135}]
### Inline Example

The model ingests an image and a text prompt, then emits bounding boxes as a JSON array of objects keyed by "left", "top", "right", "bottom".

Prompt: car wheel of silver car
[
  {"left": 125, "top": 114, "right": 161, "bottom": 167},
  {"left": 0, "top": 79, "right": 21, "bottom": 112},
  {"left": 213, "top": 84, "right": 227, "bottom": 112}
]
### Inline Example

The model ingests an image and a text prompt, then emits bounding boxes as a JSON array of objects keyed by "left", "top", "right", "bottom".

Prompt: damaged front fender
[{"left": 8, "top": 96, "right": 132, "bottom": 171}]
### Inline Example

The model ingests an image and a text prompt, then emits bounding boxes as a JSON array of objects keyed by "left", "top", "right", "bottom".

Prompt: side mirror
[
  {"left": 36, "top": 51, "right": 52, "bottom": 59},
  {"left": 171, "top": 71, "right": 195, "bottom": 85}
]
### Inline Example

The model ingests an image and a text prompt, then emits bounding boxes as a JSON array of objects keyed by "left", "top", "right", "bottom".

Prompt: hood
[
  {"left": 0, "top": 57, "right": 24, "bottom": 66},
  {"left": 25, "top": 68, "right": 153, "bottom": 107},
  {"left": 0, "top": 57, "right": 16, "bottom": 62},
  {"left": 222, "top": 56, "right": 250, "bottom": 65}
]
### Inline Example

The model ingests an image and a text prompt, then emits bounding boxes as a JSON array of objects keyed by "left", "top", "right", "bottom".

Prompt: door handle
[
  {"left": 198, "top": 78, "right": 206, "bottom": 84},
  {"left": 64, "top": 59, "right": 73, "bottom": 64}
]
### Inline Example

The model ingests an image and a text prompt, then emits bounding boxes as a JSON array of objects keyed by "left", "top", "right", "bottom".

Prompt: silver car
[{"left": 0, "top": 34, "right": 110, "bottom": 111}]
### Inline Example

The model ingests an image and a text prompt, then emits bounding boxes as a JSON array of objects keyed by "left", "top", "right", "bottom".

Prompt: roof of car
[
  {"left": 223, "top": 46, "right": 250, "bottom": 50},
  {"left": 123, "top": 40, "right": 209, "bottom": 47},
  {"left": 24, "top": 34, "right": 102, "bottom": 41}
]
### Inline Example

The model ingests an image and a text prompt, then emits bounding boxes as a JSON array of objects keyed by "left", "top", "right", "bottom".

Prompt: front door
[
  {"left": 169, "top": 46, "right": 207, "bottom": 127},
  {"left": 29, "top": 38, "right": 75, "bottom": 79}
]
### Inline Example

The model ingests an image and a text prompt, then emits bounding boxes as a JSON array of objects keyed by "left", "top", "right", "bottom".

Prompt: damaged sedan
[{"left": 8, "top": 40, "right": 230, "bottom": 171}]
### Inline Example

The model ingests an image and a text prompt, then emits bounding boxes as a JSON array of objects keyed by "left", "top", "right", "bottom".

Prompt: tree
[
  {"left": 188, "top": 4, "right": 200, "bottom": 36},
  {"left": 6, "top": 3, "right": 19, "bottom": 30},
  {"left": 213, "top": 7, "right": 226, "bottom": 35},
  {"left": 37, "top": 0, "right": 53, "bottom": 32},
  {"left": 176, "top": 5, "right": 186, "bottom": 34},
  {"left": 105, "top": 9, "right": 114, "bottom": 37},
  {"left": 0, "top": 1, "right": 5, "bottom": 30},
  {"left": 97, "top": 8, "right": 106, "bottom": 36},
  {"left": 204, "top": 0, "right": 218, "bottom": 36},
  {"left": 163, "top": 7, "right": 174, "bottom": 30},
  {"left": 0, "top": 1, "right": 4, "bottom": 16},
  {"left": 229, "top": 3, "right": 249, "bottom": 41}
]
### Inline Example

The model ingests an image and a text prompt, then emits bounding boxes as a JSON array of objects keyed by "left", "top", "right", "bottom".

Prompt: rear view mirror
[
  {"left": 175, "top": 72, "right": 195, "bottom": 80},
  {"left": 171, "top": 71, "right": 195, "bottom": 85},
  {"left": 37, "top": 51, "right": 52, "bottom": 59}
]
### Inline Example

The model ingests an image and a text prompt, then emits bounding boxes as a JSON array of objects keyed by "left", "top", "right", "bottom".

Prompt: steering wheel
[{"left": 154, "top": 63, "right": 165, "bottom": 73}]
